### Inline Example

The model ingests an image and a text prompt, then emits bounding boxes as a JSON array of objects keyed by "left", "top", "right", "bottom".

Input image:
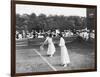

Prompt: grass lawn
[{"left": 16, "top": 37, "right": 95, "bottom": 73}]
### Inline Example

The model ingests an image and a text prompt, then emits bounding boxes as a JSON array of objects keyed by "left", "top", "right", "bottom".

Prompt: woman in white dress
[
  {"left": 59, "top": 33, "right": 70, "bottom": 67},
  {"left": 42, "top": 34, "right": 56, "bottom": 57}
]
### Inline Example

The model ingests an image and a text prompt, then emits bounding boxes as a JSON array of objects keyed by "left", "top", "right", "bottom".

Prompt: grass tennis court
[{"left": 16, "top": 37, "right": 95, "bottom": 73}]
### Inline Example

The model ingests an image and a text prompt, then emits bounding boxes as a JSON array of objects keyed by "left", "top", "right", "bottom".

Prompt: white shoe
[
  {"left": 63, "top": 64, "right": 67, "bottom": 67},
  {"left": 49, "top": 55, "right": 53, "bottom": 57}
]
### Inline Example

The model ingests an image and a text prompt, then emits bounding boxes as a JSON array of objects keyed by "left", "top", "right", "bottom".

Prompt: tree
[
  {"left": 28, "top": 13, "right": 37, "bottom": 32},
  {"left": 37, "top": 14, "right": 47, "bottom": 31},
  {"left": 16, "top": 13, "right": 87, "bottom": 32}
]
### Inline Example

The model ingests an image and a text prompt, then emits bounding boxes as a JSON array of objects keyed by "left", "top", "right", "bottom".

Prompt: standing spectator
[
  {"left": 22, "top": 30, "right": 26, "bottom": 38},
  {"left": 16, "top": 31, "right": 19, "bottom": 39},
  {"left": 33, "top": 30, "right": 36, "bottom": 38}
]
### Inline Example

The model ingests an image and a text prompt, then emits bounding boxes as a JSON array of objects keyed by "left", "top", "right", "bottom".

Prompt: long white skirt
[
  {"left": 47, "top": 43, "right": 55, "bottom": 55},
  {"left": 61, "top": 46, "right": 70, "bottom": 64}
]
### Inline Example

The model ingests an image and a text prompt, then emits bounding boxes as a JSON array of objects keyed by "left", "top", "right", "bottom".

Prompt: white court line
[{"left": 33, "top": 49, "right": 57, "bottom": 71}]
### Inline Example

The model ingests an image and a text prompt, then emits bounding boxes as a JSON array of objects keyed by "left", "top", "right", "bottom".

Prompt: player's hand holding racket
[{"left": 40, "top": 43, "right": 44, "bottom": 51}]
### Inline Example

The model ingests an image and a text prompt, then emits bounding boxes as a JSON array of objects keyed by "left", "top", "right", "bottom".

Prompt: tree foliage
[{"left": 16, "top": 13, "right": 89, "bottom": 32}]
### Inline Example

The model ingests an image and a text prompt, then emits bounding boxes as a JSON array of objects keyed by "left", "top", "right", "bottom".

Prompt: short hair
[
  {"left": 59, "top": 33, "right": 63, "bottom": 37},
  {"left": 49, "top": 34, "right": 52, "bottom": 37}
]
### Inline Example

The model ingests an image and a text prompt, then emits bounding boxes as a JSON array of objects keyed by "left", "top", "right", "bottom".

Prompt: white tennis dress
[
  {"left": 44, "top": 37, "right": 56, "bottom": 55},
  {"left": 59, "top": 37, "right": 70, "bottom": 65}
]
